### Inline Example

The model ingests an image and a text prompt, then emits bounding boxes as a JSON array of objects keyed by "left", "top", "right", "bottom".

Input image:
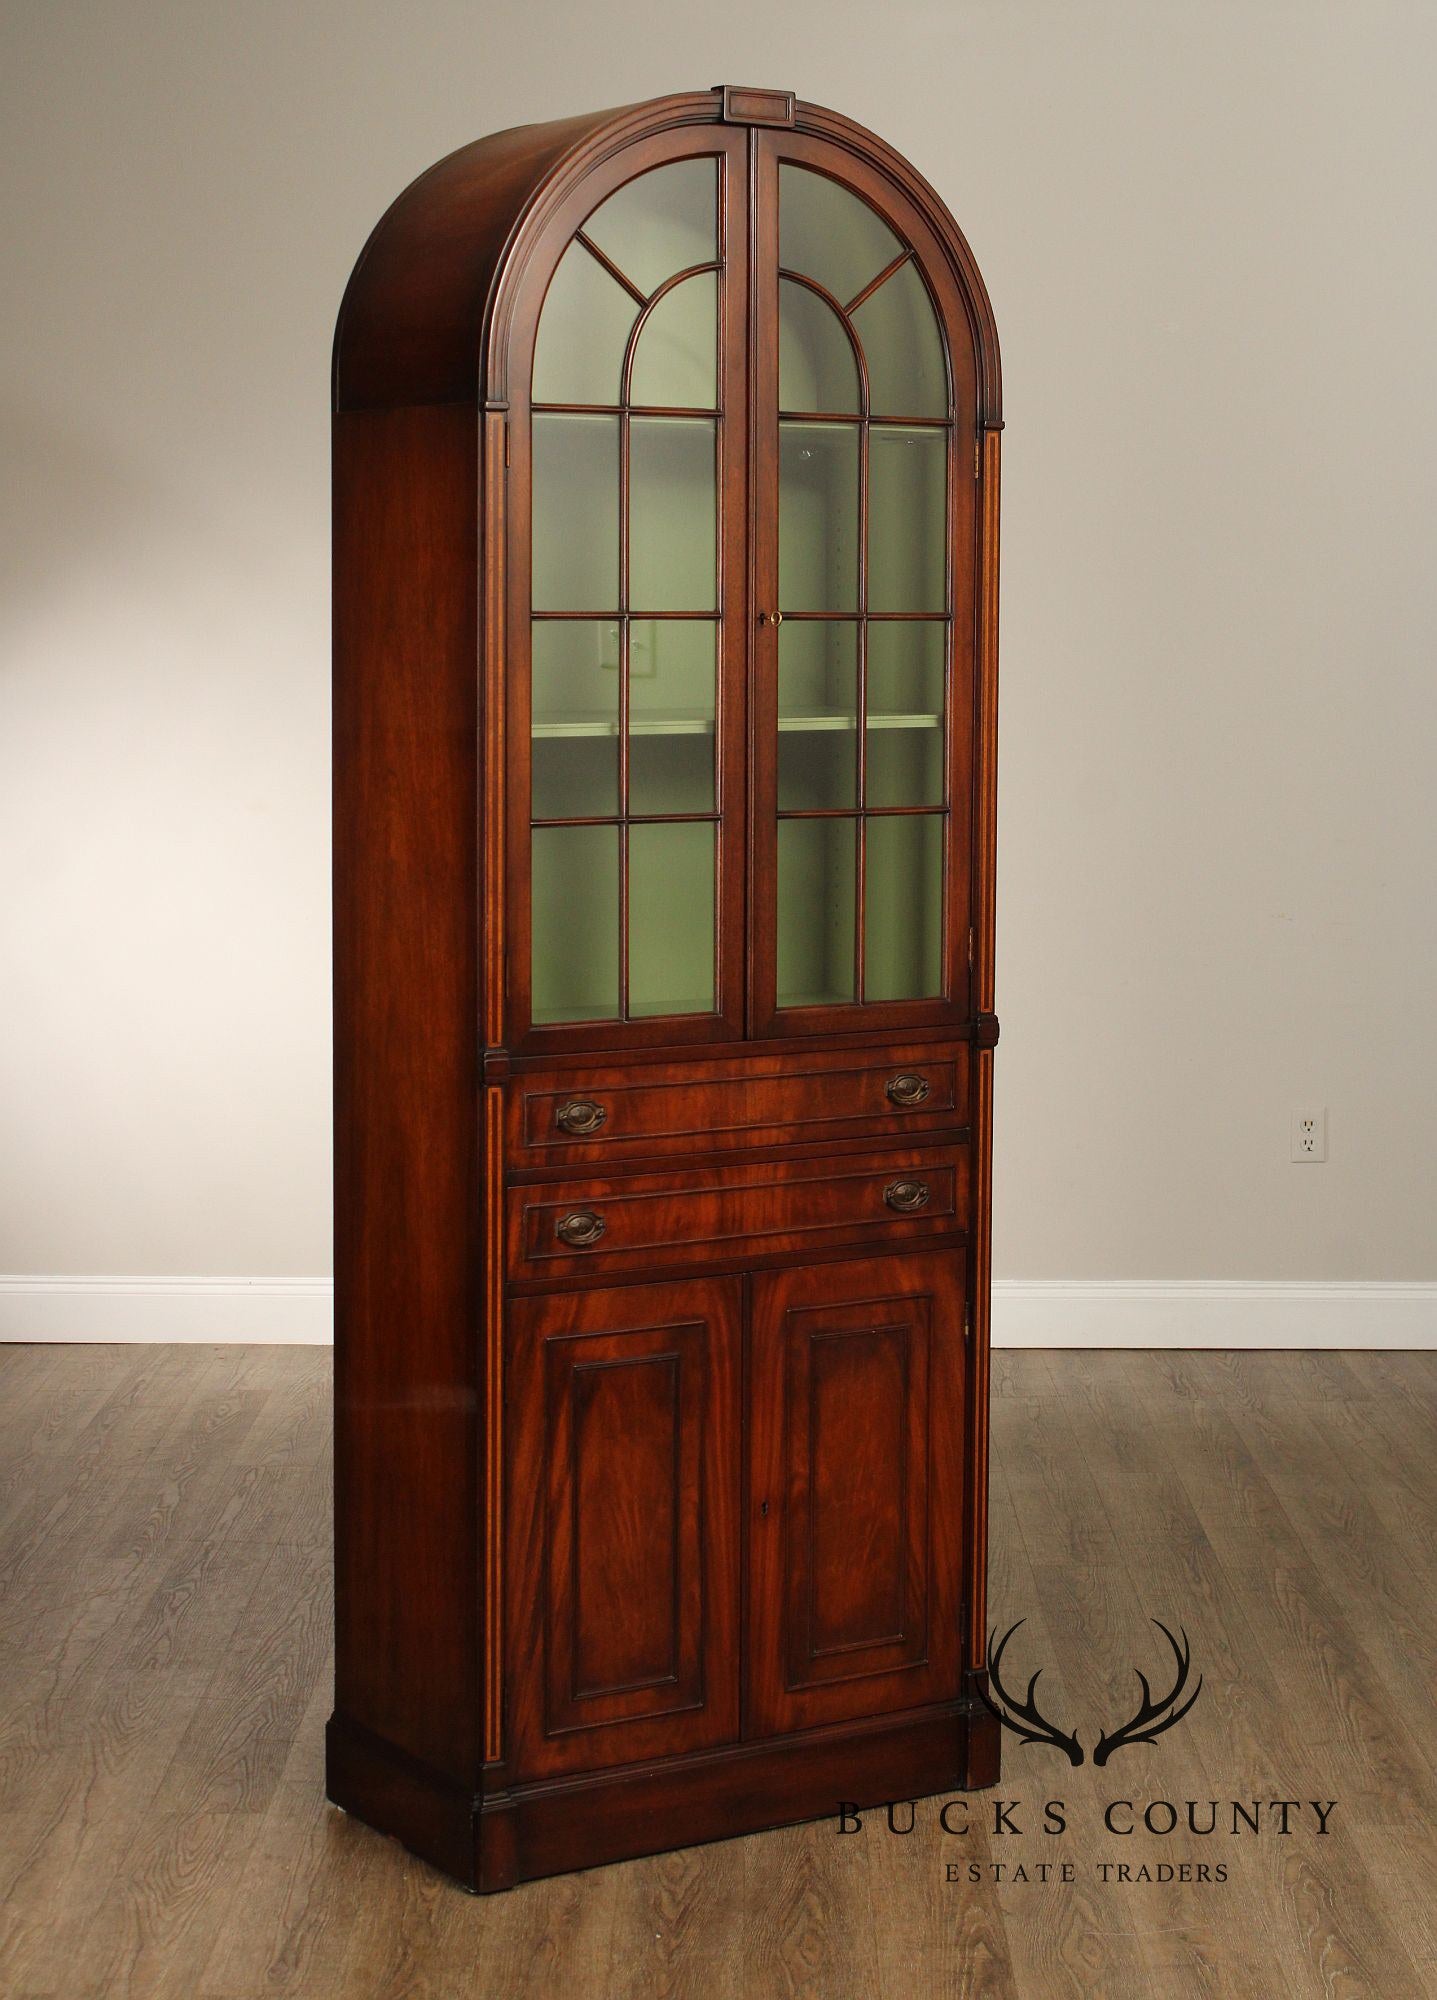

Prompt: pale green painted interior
[
  {"left": 866, "top": 622, "right": 945, "bottom": 807},
  {"left": 629, "top": 821, "right": 715, "bottom": 1016},
  {"left": 865, "top": 814, "right": 944, "bottom": 1000},
  {"left": 630, "top": 417, "right": 716, "bottom": 611},
  {"left": 531, "top": 824, "right": 619, "bottom": 1024},
  {"left": 779, "top": 424, "right": 859, "bottom": 612},
  {"left": 852, "top": 257, "right": 948, "bottom": 418},
  {"left": 582, "top": 157, "right": 716, "bottom": 301},
  {"left": 777, "top": 817, "right": 857, "bottom": 1006},
  {"left": 779, "top": 163, "right": 902, "bottom": 312},
  {"left": 779, "top": 280, "right": 858, "bottom": 413},
  {"left": 629, "top": 620, "right": 715, "bottom": 816},
  {"left": 869, "top": 427, "right": 946, "bottom": 611},
  {"left": 531, "top": 241, "right": 635, "bottom": 405},
  {"left": 531, "top": 413, "right": 617, "bottom": 611},
  {"left": 531, "top": 620, "right": 620, "bottom": 819},
  {"left": 778, "top": 622, "right": 857, "bottom": 810},
  {"left": 630, "top": 272, "right": 717, "bottom": 408}
]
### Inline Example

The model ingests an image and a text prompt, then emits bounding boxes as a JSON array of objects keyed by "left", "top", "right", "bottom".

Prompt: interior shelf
[{"left": 533, "top": 712, "right": 941, "bottom": 739}]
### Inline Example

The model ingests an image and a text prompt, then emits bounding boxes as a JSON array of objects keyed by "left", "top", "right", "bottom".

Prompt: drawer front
[
  {"left": 508, "top": 1043, "right": 968, "bottom": 1168},
  {"left": 506, "top": 1146, "right": 967, "bottom": 1283}
]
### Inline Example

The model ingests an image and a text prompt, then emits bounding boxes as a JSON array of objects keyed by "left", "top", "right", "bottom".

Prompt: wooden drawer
[
  {"left": 506, "top": 1145, "right": 967, "bottom": 1284},
  {"left": 507, "top": 1043, "right": 968, "bottom": 1168}
]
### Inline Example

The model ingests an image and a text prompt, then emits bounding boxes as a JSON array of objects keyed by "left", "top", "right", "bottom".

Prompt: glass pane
[
  {"left": 532, "top": 824, "right": 619, "bottom": 1023},
  {"left": 865, "top": 814, "right": 944, "bottom": 1001},
  {"left": 629, "top": 620, "right": 715, "bottom": 815},
  {"left": 630, "top": 417, "right": 715, "bottom": 612},
  {"left": 584, "top": 157, "right": 716, "bottom": 300},
  {"left": 531, "top": 414, "right": 618, "bottom": 611},
  {"left": 852, "top": 258, "right": 947, "bottom": 418},
  {"left": 630, "top": 272, "right": 717, "bottom": 409},
  {"left": 629, "top": 821, "right": 715, "bottom": 1016},
  {"left": 866, "top": 622, "right": 945, "bottom": 807},
  {"left": 531, "top": 620, "right": 620, "bottom": 819},
  {"left": 532, "top": 239, "right": 637, "bottom": 405},
  {"left": 779, "top": 279, "right": 858, "bottom": 414},
  {"left": 780, "top": 164, "right": 902, "bottom": 312},
  {"left": 869, "top": 427, "right": 946, "bottom": 612},
  {"left": 777, "top": 817, "right": 856, "bottom": 1007},
  {"left": 779, "top": 423, "right": 858, "bottom": 612},
  {"left": 778, "top": 622, "right": 856, "bottom": 810}
]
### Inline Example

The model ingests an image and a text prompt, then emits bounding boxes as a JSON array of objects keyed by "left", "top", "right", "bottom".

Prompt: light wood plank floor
[{"left": 1, "top": 1344, "right": 1433, "bottom": 1998}]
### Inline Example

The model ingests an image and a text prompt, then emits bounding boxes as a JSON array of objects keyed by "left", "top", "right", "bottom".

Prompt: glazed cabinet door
[
  {"left": 509, "top": 128, "right": 749, "bottom": 1050},
  {"left": 749, "top": 132, "right": 979, "bottom": 1035},
  {"left": 748, "top": 1251, "right": 966, "bottom": 1735},
  {"left": 506, "top": 1277, "right": 741, "bottom": 1778}
]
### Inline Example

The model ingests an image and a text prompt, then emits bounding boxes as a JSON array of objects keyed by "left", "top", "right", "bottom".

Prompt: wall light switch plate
[{"left": 1291, "top": 1106, "right": 1327, "bottom": 1162}]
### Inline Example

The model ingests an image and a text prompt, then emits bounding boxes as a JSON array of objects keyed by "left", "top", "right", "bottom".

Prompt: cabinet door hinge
[
  {"left": 974, "top": 436, "right": 981, "bottom": 479},
  {"left": 503, "top": 421, "right": 511, "bottom": 469}
]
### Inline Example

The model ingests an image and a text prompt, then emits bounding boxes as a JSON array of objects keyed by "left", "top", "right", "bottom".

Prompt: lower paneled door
[
  {"left": 506, "top": 1251, "right": 966, "bottom": 1779},
  {"left": 748, "top": 1251, "right": 967, "bottom": 1734}
]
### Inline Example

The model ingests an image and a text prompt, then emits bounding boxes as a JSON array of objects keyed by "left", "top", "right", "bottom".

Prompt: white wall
[{"left": 2, "top": 1, "right": 1434, "bottom": 1338}]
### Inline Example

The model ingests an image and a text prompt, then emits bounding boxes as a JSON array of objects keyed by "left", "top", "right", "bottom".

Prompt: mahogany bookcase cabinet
[{"left": 329, "top": 84, "right": 1002, "bottom": 1893}]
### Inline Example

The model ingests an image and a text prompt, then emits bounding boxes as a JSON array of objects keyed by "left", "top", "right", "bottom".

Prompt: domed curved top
[{"left": 333, "top": 87, "right": 1001, "bottom": 422}]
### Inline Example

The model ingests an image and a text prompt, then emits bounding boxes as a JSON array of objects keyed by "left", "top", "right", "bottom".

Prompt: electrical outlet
[{"left": 1291, "top": 1107, "right": 1327, "bottom": 1162}]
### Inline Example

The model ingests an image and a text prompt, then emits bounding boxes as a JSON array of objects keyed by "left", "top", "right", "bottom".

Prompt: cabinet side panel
[{"left": 332, "top": 405, "right": 480, "bottom": 1780}]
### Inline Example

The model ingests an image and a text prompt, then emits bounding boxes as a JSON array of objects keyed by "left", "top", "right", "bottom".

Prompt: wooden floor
[{"left": 1, "top": 1345, "right": 1434, "bottom": 1998}]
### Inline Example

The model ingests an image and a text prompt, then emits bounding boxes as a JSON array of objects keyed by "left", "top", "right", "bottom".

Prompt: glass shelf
[{"left": 533, "top": 712, "right": 941, "bottom": 739}]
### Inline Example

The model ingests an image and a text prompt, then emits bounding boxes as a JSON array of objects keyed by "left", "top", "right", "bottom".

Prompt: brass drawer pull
[
  {"left": 883, "top": 1179, "right": 931, "bottom": 1214},
  {"left": 885, "top": 1073, "right": 931, "bottom": 1108},
  {"left": 555, "top": 1099, "right": 607, "bottom": 1136},
  {"left": 555, "top": 1210, "right": 606, "bottom": 1248}
]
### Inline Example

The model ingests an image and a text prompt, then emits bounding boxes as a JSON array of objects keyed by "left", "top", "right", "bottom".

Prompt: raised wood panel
[
  {"left": 749, "top": 1251, "right": 966, "bottom": 1734},
  {"left": 507, "top": 1279, "right": 741, "bottom": 1778},
  {"left": 508, "top": 1041, "right": 968, "bottom": 1167},
  {"left": 506, "top": 1146, "right": 965, "bottom": 1283}
]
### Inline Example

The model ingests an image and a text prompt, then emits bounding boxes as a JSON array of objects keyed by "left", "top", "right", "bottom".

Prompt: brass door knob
[
  {"left": 885, "top": 1073, "right": 931, "bottom": 1108},
  {"left": 555, "top": 1210, "right": 606, "bottom": 1248},
  {"left": 555, "top": 1098, "right": 607, "bottom": 1136},
  {"left": 883, "top": 1179, "right": 931, "bottom": 1214}
]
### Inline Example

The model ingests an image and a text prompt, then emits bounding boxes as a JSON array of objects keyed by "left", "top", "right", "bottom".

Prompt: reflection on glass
[
  {"left": 630, "top": 272, "right": 717, "bottom": 408},
  {"left": 530, "top": 621, "right": 620, "bottom": 819},
  {"left": 630, "top": 418, "right": 715, "bottom": 611},
  {"left": 869, "top": 428, "right": 946, "bottom": 612},
  {"left": 779, "top": 280, "right": 859, "bottom": 414},
  {"left": 778, "top": 622, "right": 856, "bottom": 810},
  {"left": 777, "top": 817, "right": 856, "bottom": 1007},
  {"left": 628, "top": 621, "right": 715, "bottom": 815},
  {"left": 583, "top": 158, "right": 717, "bottom": 300},
  {"left": 532, "top": 824, "right": 620, "bottom": 1023},
  {"left": 780, "top": 423, "right": 858, "bottom": 612},
  {"left": 866, "top": 622, "right": 945, "bottom": 807},
  {"left": 628, "top": 820, "right": 715, "bottom": 1016},
  {"left": 531, "top": 414, "right": 618, "bottom": 611},
  {"left": 852, "top": 258, "right": 947, "bottom": 418},
  {"left": 531, "top": 240, "right": 636, "bottom": 405},
  {"left": 779, "top": 164, "right": 902, "bottom": 312},
  {"left": 865, "top": 814, "right": 944, "bottom": 1001}
]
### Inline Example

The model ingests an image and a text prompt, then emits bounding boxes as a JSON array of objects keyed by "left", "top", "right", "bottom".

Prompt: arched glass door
[
  {"left": 750, "top": 136, "right": 976, "bottom": 1033},
  {"left": 516, "top": 132, "right": 748, "bottom": 1045}
]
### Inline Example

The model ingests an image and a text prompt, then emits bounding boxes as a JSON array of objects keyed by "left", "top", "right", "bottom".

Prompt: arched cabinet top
[{"left": 333, "top": 87, "right": 1001, "bottom": 423}]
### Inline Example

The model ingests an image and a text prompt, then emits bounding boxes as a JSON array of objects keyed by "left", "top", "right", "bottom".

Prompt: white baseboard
[
  {"left": 991, "top": 1279, "right": 1437, "bottom": 1348},
  {"left": 1, "top": 1276, "right": 1433, "bottom": 1349},
  {"left": 0, "top": 1276, "right": 333, "bottom": 1344}
]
